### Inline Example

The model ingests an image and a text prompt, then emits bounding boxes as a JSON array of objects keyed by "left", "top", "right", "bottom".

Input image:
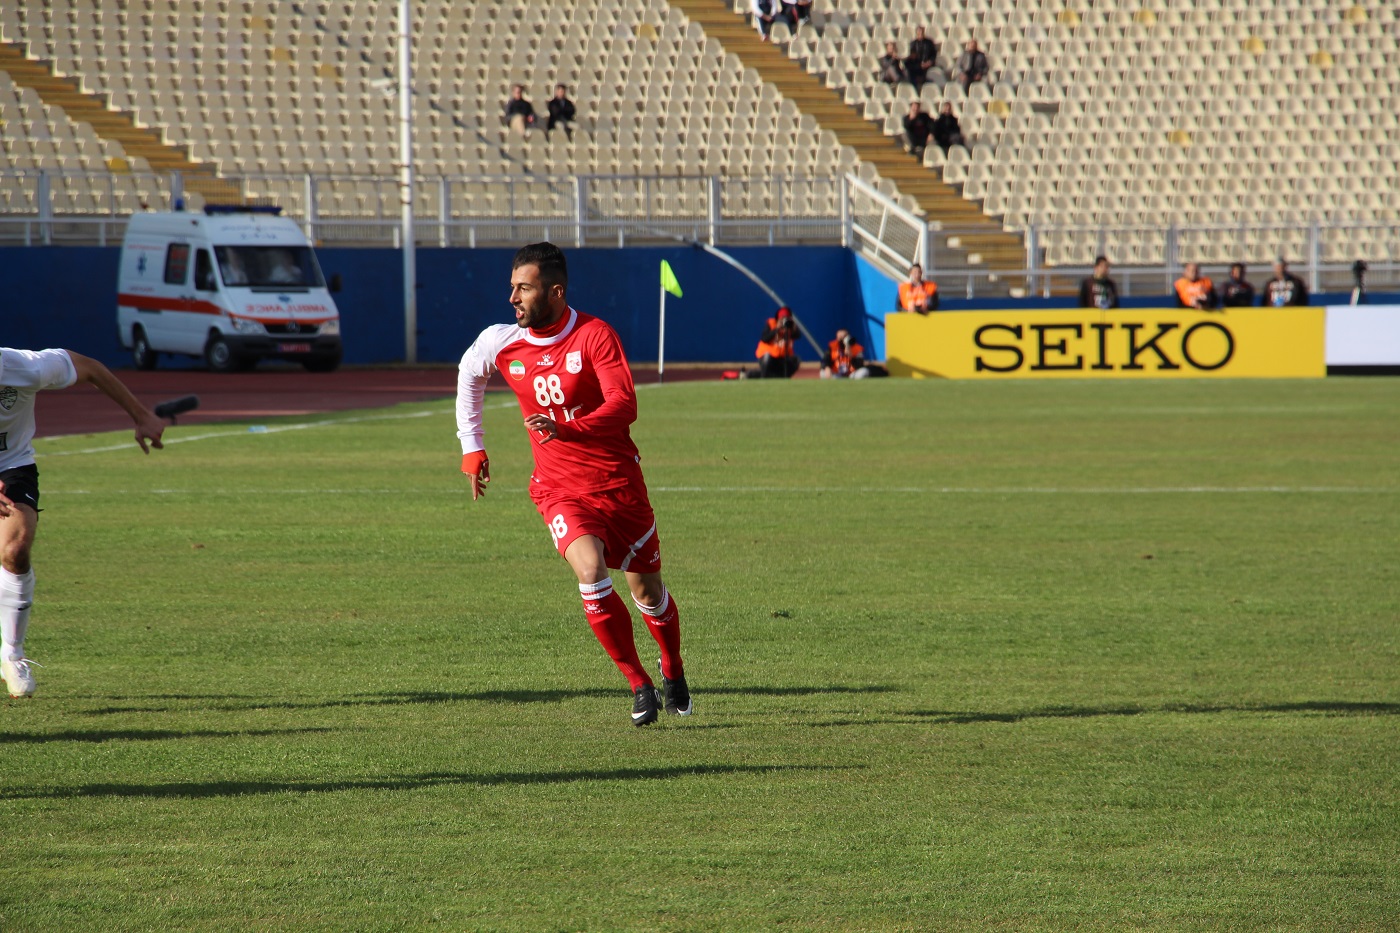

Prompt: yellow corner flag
[{"left": 660, "top": 260, "right": 683, "bottom": 298}]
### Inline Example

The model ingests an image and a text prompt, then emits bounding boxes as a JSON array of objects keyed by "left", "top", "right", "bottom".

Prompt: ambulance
[{"left": 117, "top": 205, "right": 343, "bottom": 372}]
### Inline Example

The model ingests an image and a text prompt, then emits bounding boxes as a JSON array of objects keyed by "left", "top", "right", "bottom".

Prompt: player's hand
[
  {"left": 133, "top": 412, "right": 166, "bottom": 454},
  {"left": 524, "top": 413, "right": 558, "bottom": 445},
  {"left": 462, "top": 451, "right": 490, "bottom": 500},
  {"left": 0, "top": 480, "right": 12, "bottom": 518}
]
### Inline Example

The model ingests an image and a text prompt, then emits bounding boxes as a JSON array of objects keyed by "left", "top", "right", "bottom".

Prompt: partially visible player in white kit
[
  {"left": 455, "top": 243, "right": 691, "bottom": 727},
  {"left": 0, "top": 348, "right": 167, "bottom": 698}
]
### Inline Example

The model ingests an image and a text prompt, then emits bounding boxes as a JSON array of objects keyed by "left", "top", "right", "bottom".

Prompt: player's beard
[{"left": 513, "top": 293, "right": 558, "bottom": 330}]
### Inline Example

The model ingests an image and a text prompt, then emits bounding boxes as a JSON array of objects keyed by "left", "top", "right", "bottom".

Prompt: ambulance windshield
[{"left": 215, "top": 246, "right": 325, "bottom": 289}]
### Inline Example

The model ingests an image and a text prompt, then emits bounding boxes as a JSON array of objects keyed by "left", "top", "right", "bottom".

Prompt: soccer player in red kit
[{"left": 455, "top": 243, "right": 690, "bottom": 726}]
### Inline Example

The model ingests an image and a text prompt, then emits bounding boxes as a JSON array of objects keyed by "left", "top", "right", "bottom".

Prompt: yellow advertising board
[{"left": 886, "top": 308, "right": 1326, "bottom": 379}]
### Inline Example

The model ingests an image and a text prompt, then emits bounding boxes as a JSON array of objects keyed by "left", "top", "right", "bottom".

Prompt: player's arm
[
  {"left": 456, "top": 330, "right": 504, "bottom": 500},
  {"left": 68, "top": 352, "right": 165, "bottom": 453},
  {"left": 549, "top": 329, "right": 637, "bottom": 444}
]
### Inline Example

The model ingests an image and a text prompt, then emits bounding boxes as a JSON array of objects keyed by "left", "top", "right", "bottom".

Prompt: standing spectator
[
  {"left": 504, "top": 84, "right": 537, "bottom": 137},
  {"left": 896, "top": 263, "right": 939, "bottom": 314},
  {"left": 904, "top": 26, "right": 939, "bottom": 94},
  {"left": 955, "top": 38, "right": 989, "bottom": 94},
  {"left": 546, "top": 84, "right": 576, "bottom": 141},
  {"left": 1219, "top": 262, "right": 1255, "bottom": 307},
  {"left": 1078, "top": 255, "right": 1120, "bottom": 309},
  {"left": 901, "top": 102, "right": 934, "bottom": 158},
  {"left": 751, "top": 0, "right": 780, "bottom": 41},
  {"left": 1174, "top": 262, "right": 1219, "bottom": 310},
  {"left": 755, "top": 307, "right": 802, "bottom": 378},
  {"left": 931, "top": 102, "right": 965, "bottom": 153},
  {"left": 877, "top": 41, "right": 907, "bottom": 87},
  {"left": 820, "top": 329, "right": 872, "bottom": 379},
  {"left": 1260, "top": 258, "right": 1309, "bottom": 307}
]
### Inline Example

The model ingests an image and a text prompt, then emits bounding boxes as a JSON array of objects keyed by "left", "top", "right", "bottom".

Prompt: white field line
[
  {"left": 37, "top": 402, "right": 517, "bottom": 457},
  {"left": 45, "top": 485, "right": 1396, "bottom": 496}
]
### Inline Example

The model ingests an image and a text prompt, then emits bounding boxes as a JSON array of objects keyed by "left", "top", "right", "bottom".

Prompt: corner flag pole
[
  {"left": 659, "top": 260, "right": 683, "bottom": 384},
  {"left": 658, "top": 281, "right": 667, "bottom": 384}
]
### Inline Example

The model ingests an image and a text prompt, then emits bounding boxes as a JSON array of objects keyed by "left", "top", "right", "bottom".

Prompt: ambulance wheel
[
  {"left": 204, "top": 334, "right": 245, "bottom": 373},
  {"left": 131, "top": 328, "right": 158, "bottom": 370},
  {"left": 302, "top": 352, "right": 341, "bottom": 373}
]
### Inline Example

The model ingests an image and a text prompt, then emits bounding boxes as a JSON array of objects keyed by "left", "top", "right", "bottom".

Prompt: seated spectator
[
  {"left": 1078, "top": 255, "right": 1120, "bottom": 309},
  {"left": 896, "top": 263, "right": 939, "bottom": 314},
  {"left": 877, "top": 41, "right": 907, "bottom": 86},
  {"left": 931, "top": 102, "right": 965, "bottom": 153},
  {"left": 901, "top": 102, "right": 934, "bottom": 158},
  {"left": 1261, "top": 258, "right": 1309, "bottom": 307},
  {"left": 794, "top": 0, "right": 814, "bottom": 31},
  {"left": 779, "top": 0, "right": 801, "bottom": 34},
  {"left": 904, "top": 26, "right": 939, "bottom": 94},
  {"left": 955, "top": 38, "right": 989, "bottom": 93},
  {"left": 546, "top": 84, "right": 576, "bottom": 140},
  {"left": 504, "top": 85, "right": 537, "bottom": 137},
  {"left": 1220, "top": 263, "right": 1255, "bottom": 307},
  {"left": 755, "top": 307, "right": 801, "bottom": 378},
  {"left": 820, "top": 328, "right": 878, "bottom": 379},
  {"left": 751, "top": 0, "right": 780, "bottom": 41},
  {"left": 1174, "top": 262, "right": 1219, "bottom": 310}
]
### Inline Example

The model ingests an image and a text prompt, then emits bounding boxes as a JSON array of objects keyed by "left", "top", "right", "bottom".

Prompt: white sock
[{"left": 1, "top": 568, "right": 34, "bottom": 661}]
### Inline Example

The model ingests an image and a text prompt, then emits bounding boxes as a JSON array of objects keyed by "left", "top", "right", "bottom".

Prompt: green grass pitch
[{"left": 5, "top": 377, "right": 1398, "bottom": 931}]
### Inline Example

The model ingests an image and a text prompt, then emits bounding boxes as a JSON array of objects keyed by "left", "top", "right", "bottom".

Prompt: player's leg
[
  {"left": 562, "top": 534, "right": 657, "bottom": 721},
  {"left": 624, "top": 569, "right": 691, "bottom": 716},
  {"left": 0, "top": 495, "right": 39, "bottom": 698}
]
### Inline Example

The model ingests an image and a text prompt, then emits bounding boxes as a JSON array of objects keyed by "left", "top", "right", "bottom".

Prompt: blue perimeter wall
[
  {"left": 3, "top": 245, "right": 870, "bottom": 370},
  {"left": 4, "top": 246, "right": 1381, "bottom": 369}
]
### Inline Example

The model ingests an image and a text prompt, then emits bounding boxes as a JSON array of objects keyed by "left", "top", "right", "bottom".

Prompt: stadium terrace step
[
  {"left": 0, "top": 40, "right": 241, "bottom": 205},
  {"left": 666, "top": 0, "right": 1023, "bottom": 275}
]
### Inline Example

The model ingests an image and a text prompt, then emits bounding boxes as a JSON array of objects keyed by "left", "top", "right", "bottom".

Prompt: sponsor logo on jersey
[
  {"left": 566, "top": 350, "right": 583, "bottom": 374},
  {"left": 508, "top": 360, "right": 526, "bottom": 381},
  {"left": 0, "top": 386, "right": 16, "bottom": 411},
  {"left": 538, "top": 353, "right": 554, "bottom": 367}
]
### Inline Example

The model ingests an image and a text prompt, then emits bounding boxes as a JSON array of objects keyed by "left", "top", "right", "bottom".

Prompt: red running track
[{"left": 35, "top": 364, "right": 741, "bottom": 439}]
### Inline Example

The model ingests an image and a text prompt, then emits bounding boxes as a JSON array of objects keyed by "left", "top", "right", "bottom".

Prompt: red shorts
[{"left": 532, "top": 483, "right": 662, "bottom": 574}]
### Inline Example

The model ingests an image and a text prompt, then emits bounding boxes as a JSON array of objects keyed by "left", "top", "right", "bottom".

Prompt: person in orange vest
[
  {"left": 754, "top": 307, "right": 801, "bottom": 378},
  {"left": 1174, "top": 262, "right": 1219, "bottom": 310},
  {"left": 820, "top": 328, "right": 869, "bottom": 379},
  {"left": 896, "top": 263, "right": 939, "bottom": 314}
]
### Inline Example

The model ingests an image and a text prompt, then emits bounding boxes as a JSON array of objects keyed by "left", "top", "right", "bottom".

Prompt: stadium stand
[
  {"left": 0, "top": 0, "right": 1396, "bottom": 278},
  {"left": 778, "top": 0, "right": 1399, "bottom": 266}
]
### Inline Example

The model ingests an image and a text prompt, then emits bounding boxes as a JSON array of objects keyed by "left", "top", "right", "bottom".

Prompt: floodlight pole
[{"left": 398, "top": 0, "right": 417, "bottom": 363}]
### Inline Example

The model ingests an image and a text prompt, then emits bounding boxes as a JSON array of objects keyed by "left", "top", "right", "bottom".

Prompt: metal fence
[{"left": 2, "top": 168, "right": 1396, "bottom": 297}]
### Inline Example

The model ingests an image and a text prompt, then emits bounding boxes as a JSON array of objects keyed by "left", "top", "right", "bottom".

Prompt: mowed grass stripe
[{"left": 5, "top": 377, "right": 1398, "bottom": 931}]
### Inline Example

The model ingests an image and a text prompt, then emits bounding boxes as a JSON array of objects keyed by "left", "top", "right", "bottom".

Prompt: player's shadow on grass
[
  {"left": 902, "top": 701, "right": 1400, "bottom": 725},
  {"left": 0, "top": 727, "right": 334, "bottom": 745},
  {"left": 80, "top": 684, "right": 898, "bottom": 715},
  {"left": 1, "top": 762, "right": 851, "bottom": 802}
]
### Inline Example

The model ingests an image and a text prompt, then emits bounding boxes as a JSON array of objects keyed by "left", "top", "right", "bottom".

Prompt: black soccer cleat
[
  {"left": 631, "top": 683, "right": 661, "bottom": 727},
  {"left": 657, "top": 658, "right": 693, "bottom": 716}
]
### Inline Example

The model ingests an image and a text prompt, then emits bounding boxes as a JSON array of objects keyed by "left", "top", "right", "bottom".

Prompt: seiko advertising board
[{"left": 887, "top": 308, "right": 1326, "bottom": 379}]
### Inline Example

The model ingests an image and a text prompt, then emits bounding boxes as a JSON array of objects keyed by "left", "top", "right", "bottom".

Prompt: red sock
[
  {"left": 635, "top": 587, "right": 683, "bottom": 680},
  {"left": 580, "top": 578, "right": 649, "bottom": 690}
]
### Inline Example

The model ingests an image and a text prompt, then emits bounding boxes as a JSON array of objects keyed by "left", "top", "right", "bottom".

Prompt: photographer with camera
[
  {"left": 820, "top": 328, "right": 886, "bottom": 379},
  {"left": 755, "top": 307, "right": 802, "bottom": 378},
  {"left": 1260, "top": 257, "right": 1309, "bottom": 307},
  {"left": 897, "top": 263, "right": 939, "bottom": 315}
]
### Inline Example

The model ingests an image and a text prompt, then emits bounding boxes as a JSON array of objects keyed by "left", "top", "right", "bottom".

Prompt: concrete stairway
[
  {"left": 0, "top": 41, "right": 241, "bottom": 205},
  {"left": 667, "top": 0, "right": 1024, "bottom": 273}
]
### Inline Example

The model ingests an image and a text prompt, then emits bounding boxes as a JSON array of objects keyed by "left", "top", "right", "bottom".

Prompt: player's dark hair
[
  {"left": 1094, "top": 255, "right": 1109, "bottom": 266},
  {"left": 513, "top": 242, "right": 568, "bottom": 293}
]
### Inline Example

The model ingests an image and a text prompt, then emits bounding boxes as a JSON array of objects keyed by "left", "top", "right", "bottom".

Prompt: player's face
[{"left": 510, "top": 264, "right": 561, "bottom": 330}]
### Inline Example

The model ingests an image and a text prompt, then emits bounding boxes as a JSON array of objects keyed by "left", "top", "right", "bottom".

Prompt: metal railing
[{"left": 3, "top": 168, "right": 1397, "bottom": 297}]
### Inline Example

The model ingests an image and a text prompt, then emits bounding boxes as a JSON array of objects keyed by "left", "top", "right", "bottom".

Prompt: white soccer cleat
[{"left": 2, "top": 657, "right": 37, "bottom": 698}]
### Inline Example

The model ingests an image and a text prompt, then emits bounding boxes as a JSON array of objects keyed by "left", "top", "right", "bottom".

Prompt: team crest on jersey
[
  {"left": 0, "top": 386, "right": 16, "bottom": 411},
  {"left": 508, "top": 360, "right": 526, "bottom": 381},
  {"left": 566, "top": 351, "right": 583, "bottom": 374}
]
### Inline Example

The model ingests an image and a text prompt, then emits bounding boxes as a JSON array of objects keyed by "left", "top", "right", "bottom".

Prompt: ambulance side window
[
  {"left": 194, "top": 249, "right": 217, "bottom": 292},
  {"left": 164, "top": 243, "right": 190, "bottom": 285}
]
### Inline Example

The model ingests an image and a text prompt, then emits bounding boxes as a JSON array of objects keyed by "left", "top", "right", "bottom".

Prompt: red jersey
[{"left": 456, "top": 307, "right": 645, "bottom": 494}]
